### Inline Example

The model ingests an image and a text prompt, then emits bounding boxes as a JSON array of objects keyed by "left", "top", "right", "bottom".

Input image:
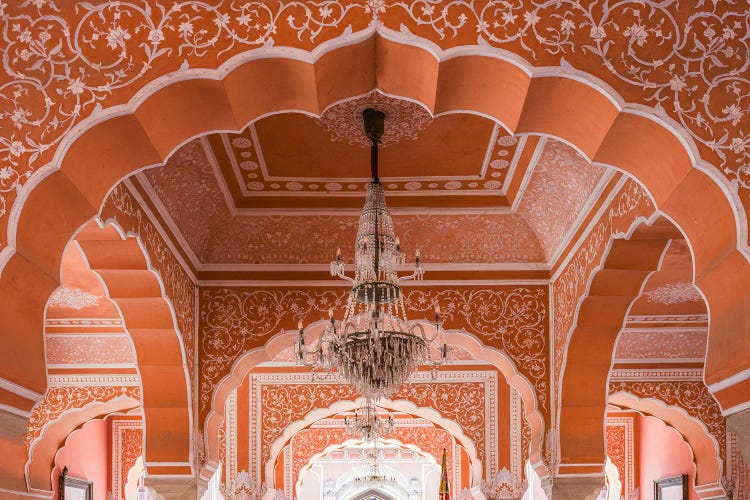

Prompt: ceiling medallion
[
  {"left": 296, "top": 108, "right": 449, "bottom": 401},
  {"left": 316, "top": 91, "right": 432, "bottom": 148}
]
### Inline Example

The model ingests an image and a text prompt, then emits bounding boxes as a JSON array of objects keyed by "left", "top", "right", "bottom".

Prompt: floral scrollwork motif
[
  {"left": 388, "top": 0, "right": 749, "bottom": 181},
  {"left": 404, "top": 287, "right": 549, "bottom": 411},
  {"left": 608, "top": 380, "right": 725, "bottom": 456},
  {"left": 25, "top": 385, "right": 141, "bottom": 448}
]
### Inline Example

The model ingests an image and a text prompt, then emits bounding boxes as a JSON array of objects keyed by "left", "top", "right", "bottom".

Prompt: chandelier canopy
[{"left": 295, "top": 108, "right": 449, "bottom": 401}]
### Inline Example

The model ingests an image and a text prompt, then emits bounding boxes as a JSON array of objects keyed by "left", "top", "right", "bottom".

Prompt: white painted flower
[
  {"left": 523, "top": 11, "right": 540, "bottom": 25},
  {"left": 497, "top": 135, "right": 518, "bottom": 147},
  {"left": 0, "top": 166, "right": 13, "bottom": 180},
  {"left": 366, "top": 0, "right": 386, "bottom": 14},
  {"left": 722, "top": 26, "right": 736, "bottom": 40},
  {"left": 325, "top": 182, "right": 343, "bottom": 191},
  {"left": 444, "top": 181, "right": 462, "bottom": 190},
  {"left": 668, "top": 75, "right": 687, "bottom": 92},
  {"left": 723, "top": 46, "right": 734, "bottom": 57},
  {"left": 723, "top": 104, "right": 743, "bottom": 126},
  {"left": 19, "top": 29, "right": 31, "bottom": 43},
  {"left": 38, "top": 30, "right": 50, "bottom": 43},
  {"left": 589, "top": 25, "right": 606, "bottom": 40},
  {"left": 179, "top": 21, "right": 194, "bottom": 35},
  {"left": 476, "top": 20, "right": 489, "bottom": 32},
  {"left": 263, "top": 22, "right": 277, "bottom": 34},
  {"left": 247, "top": 181, "right": 264, "bottom": 190},
  {"left": 9, "top": 141, "right": 25, "bottom": 156},
  {"left": 232, "top": 137, "right": 252, "bottom": 148},
  {"left": 319, "top": 5, "right": 332, "bottom": 19},
  {"left": 236, "top": 13, "right": 251, "bottom": 26},
  {"left": 483, "top": 180, "right": 501, "bottom": 189},
  {"left": 239, "top": 160, "right": 258, "bottom": 170},
  {"left": 213, "top": 13, "right": 230, "bottom": 28},
  {"left": 11, "top": 108, "right": 27, "bottom": 125},
  {"left": 106, "top": 26, "right": 131, "bottom": 49},
  {"left": 560, "top": 18, "right": 575, "bottom": 33},
  {"left": 490, "top": 159, "right": 509, "bottom": 169},
  {"left": 502, "top": 11, "right": 517, "bottom": 24},
  {"left": 730, "top": 138, "right": 746, "bottom": 154},
  {"left": 19, "top": 49, "right": 31, "bottom": 61},
  {"left": 421, "top": 5, "right": 434, "bottom": 16},
  {"left": 67, "top": 78, "right": 86, "bottom": 95},
  {"left": 147, "top": 29, "right": 164, "bottom": 44},
  {"left": 624, "top": 23, "right": 648, "bottom": 46},
  {"left": 703, "top": 27, "right": 715, "bottom": 39},
  {"left": 285, "top": 182, "right": 303, "bottom": 191},
  {"left": 404, "top": 181, "right": 422, "bottom": 191}
]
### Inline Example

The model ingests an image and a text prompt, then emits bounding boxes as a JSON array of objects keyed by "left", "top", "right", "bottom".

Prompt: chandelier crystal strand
[{"left": 295, "top": 108, "right": 450, "bottom": 401}]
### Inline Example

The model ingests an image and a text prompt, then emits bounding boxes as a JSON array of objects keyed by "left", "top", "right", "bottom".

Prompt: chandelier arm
[{"left": 331, "top": 269, "right": 355, "bottom": 283}]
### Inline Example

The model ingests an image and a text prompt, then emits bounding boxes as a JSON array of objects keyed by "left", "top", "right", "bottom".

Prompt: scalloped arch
[
  {"left": 609, "top": 392, "right": 724, "bottom": 497},
  {"left": 204, "top": 324, "right": 544, "bottom": 482},
  {"left": 268, "top": 399, "right": 476, "bottom": 487}
]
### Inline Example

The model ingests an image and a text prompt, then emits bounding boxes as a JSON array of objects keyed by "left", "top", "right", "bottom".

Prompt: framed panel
[
  {"left": 58, "top": 466, "right": 93, "bottom": 500},
  {"left": 654, "top": 474, "right": 687, "bottom": 500}
]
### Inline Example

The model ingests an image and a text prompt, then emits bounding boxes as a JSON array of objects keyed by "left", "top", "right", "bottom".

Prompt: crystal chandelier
[
  {"left": 295, "top": 108, "right": 449, "bottom": 401},
  {"left": 344, "top": 401, "right": 395, "bottom": 442}
]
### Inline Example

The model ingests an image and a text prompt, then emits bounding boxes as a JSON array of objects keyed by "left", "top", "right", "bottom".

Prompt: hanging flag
[{"left": 439, "top": 448, "right": 450, "bottom": 500}]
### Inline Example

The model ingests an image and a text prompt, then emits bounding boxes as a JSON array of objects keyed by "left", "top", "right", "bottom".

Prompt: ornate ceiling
[{"left": 139, "top": 96, "right": 608, "bottom": 274}]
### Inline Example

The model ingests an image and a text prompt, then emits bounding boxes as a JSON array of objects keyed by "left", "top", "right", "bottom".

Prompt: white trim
[
  {"left": 548, "top": 168, "right": 617, "bottom": 267},
  {"left": 609, "top": 368, "right": 703, "bottom": 382},
  {"left": 47, "top": 363, "right": 137, "bottom": 369},
  {"left": 198, "top": 262, "right": 548, "bottom": 272},
  {"left": 501, "top": 135, "right": 527, "bottom": 193},
  {"left": 196, "top": 278, "right": 550, "bottom": 287},
  {"left": 614, "top": 358, "right": 705, "bottom": 365},
  {"left": 0, "top": 377, "right": 43, "bottom": 402},
  {"left": 135, "top": 173, "right": 204, "bottom": 272},
  {"left": 722, "top": 399, "right": 750, "bottom": 417},
  {"left": 510, "top": 137, "right": 546, "bottom": 213},
  {"left": 47, "top": 374, "right": 141, "bottom": 387},
  {"left": 551, "top": 176, "right": 628, "bottom": 282},
  {"left": 707, "top": 366, "right": 750, "bottom": 393},
  {"left": 0, "top": 487, "right": 50, "bottom": 498},
  {"left": 0, "top": 404, "right": 31, "bottom": 419},
  {"left": 144, "top": 461, "right": 193, "bottom": 467},
  {"left": 123, "top": 178, "right": 198, "bottom": 283},
  {"left": 45, "top": 332, "right": 130, "bottom": 338}
]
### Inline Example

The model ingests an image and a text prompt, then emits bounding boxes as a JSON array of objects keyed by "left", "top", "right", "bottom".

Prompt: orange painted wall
[
  {"left": 53, "top": 419, "right": 109, "bottom": 500},
  {"left": 638, "top": 415, "right": 698, "bottom": 500}
]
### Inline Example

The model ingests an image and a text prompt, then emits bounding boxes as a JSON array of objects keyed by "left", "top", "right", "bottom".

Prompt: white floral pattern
[
  {"left": 47, "top": 287, "right": 100, "bottom": 310},
  {"left": 645, "top": 282, "right": 703, "bottom": 305}
]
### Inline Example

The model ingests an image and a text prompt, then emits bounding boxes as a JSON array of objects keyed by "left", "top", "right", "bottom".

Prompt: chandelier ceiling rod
[{"left": 363, "top": 108, "right": 385, "bottom": 183}]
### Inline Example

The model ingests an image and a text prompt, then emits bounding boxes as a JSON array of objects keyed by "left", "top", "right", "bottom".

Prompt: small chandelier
[
  {"left": 295, "top": 108, "right": 449, "bottom": 401},
  {"left": 344, "top": 401, "right": 395, "bottom": 442}
]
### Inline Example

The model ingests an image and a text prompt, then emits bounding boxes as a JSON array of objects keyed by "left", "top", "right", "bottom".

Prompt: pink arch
[{"left": 609, "top": 392, "right": 725, "bottom": 498}]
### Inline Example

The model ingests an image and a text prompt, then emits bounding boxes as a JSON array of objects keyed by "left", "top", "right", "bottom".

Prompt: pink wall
[
  {"left": 638, "top": 415, "right": 698, "bottom": 500},
  {"left": 53, "top": 419, "right": 109, "bottom": 500}
]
